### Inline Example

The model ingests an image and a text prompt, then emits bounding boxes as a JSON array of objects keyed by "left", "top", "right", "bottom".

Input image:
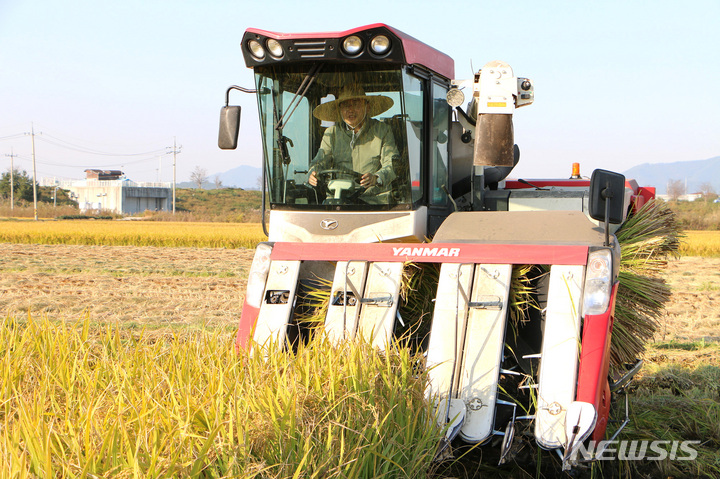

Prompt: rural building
[
  {"left": 656, "top": 193, "right": 703, "bottom": 202},
  {"left": 84, "top": 169, "right": 124, "bottom": 181},
  {"left": 42, "top": 171, "right": 172, "bottom": 215}
]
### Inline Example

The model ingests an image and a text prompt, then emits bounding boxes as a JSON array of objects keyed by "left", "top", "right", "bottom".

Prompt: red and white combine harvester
[{"left": 219, "top": 24, "right": 654, "bottom": 470}]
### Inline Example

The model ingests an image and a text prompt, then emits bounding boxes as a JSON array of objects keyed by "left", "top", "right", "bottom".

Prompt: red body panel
[
  {"left": 504, "top": 178, "right": 656, "bottom": 214},
  {"left": 245, "top": 24, "right": 454, "bottom": 79},
  {"left": 236, "top": 299, "right": 259, "bottom": 351},
  {"left": 631, "top": 186, "right": 656, "bottom": 212},
  {"left": 576, "top": 282, "right": 619, "bottom": 441},
  {"left": 504, "top": 179, "right": 591, "bottom": 189},
  {"left": 270, "top": 241, "right": 589, "bottom": 265}
]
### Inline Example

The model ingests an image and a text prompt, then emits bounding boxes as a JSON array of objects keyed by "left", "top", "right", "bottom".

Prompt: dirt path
[
  {"left": 2, "top": 244, "right": 719, "bottom": 340},
  {"left": 657, "top": 256, "right": 720, "bottom": 342},
  {"left": 0, "top": 243, "right": 254, "bottom": 330}
]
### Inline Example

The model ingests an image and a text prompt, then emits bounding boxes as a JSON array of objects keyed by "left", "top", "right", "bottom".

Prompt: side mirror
[
  {"left": 588, "top": 169, "right": 626, "bottom": 224},
  {"left": 218, "top": 105, "right": 241, "bottom": 150},
  {"left": 589, "top": 169, "right": 626, "bottom": 247}
]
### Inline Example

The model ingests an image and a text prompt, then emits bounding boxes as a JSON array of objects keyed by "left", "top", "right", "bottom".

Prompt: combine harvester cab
[{"left": 219, "top": 24, "right": 654, "bottom": 471}]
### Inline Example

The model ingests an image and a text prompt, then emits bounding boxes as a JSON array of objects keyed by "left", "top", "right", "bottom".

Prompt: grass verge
[{"left": 611, "top": 340, "right": 720, "bottom": 478}]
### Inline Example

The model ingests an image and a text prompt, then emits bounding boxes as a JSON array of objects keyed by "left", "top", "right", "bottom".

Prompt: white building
[{"left": 42, "top": 170, "right": 172, "bottom": 215}]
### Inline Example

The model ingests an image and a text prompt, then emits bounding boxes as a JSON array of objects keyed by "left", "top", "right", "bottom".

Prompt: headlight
[
  {"left": 246, "top": 243, "right": 273, "bottom": 308},
  {"left": 370, "top": 35, "right": 391, "bottom": 55},
  {"left": 266, "top": 39, "right": 283, "bottom": 58},
  {"left": 248, "top": 39, "right": 265, "bottom": 60},
  {"left": 342, "top": 35, "right": 363, "bottom": 55},
  {"left": 583, "top": 249, "right": 613, "bottom": 315},
  {"left": 446, "top": 88, "right": 465, "bottom": 108}
]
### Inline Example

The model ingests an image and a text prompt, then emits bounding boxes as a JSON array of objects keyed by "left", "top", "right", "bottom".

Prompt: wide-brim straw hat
[{"left": 313, "top": 86, "right": 393, "bottom": 122}]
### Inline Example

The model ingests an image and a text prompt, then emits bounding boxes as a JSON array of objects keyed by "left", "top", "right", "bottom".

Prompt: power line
[
  {"left": 34, "top": 155, "right": 163, "bottom": 168},
  {"left": 0, "top": 133, "right": 26, "bottom": 141},
  {"left": 1, "top": 129, "right": 169, "bottom": 157},
  {"left": 4, "top": 126, "right": 179, "bottom": 182},
  {"left": 38, "top": 134, "right": 167, "bottom": 157}
]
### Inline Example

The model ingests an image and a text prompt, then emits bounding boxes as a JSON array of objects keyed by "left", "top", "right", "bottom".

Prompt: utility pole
[
  {"left": 5, "top": 149, "right": 16, "bottom": 211},
  {"left": 167, "top": 138, "right": 181, "bottom": 214},
  {"left": 29, "top": 124, "right": 38, "bottom": 221}
]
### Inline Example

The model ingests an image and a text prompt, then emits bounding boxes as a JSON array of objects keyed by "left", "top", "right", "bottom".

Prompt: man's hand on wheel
[{"left": 360, "top": 173, "right": 378, "bottom": 188}]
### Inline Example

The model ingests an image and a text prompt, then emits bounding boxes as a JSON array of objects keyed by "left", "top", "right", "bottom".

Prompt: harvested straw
[{"left": 612, "top": 199, "right": 683, "bottom": 366}]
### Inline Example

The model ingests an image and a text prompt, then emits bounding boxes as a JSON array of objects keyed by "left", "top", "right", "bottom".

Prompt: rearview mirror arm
[
  {"left": 225, "top": 85, "right": 257, "bottom": 106},
  {"left": 602, "top": 182, "right": 612, "bottom": 247}
]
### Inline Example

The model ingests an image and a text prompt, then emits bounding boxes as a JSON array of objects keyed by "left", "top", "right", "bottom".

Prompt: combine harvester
[{"left": 218, "top": 24, "right": 654, "bottom": 470}]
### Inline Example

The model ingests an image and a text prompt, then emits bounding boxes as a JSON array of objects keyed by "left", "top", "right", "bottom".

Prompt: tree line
[
  {"left": 0, "top": 169, "right": 74, "bottom": 205},
  {"left": 666, "top": 179, "right": 717, "bottom": 201}
]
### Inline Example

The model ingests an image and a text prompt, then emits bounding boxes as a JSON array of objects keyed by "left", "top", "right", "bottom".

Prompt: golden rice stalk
[
  {"left": 612, "top": 199, "right": 683, "bottom": 366},
  {"left": 292, "top": 277, "right": 332, "bottom": 325},
  {"left": 509, "top": 264, "right": 545, "bottom": 325},
  {"left": 397, "top": 262, "right": 545, "bottom": 342},
  {"left": 397, "top": 262, "right": 440, "bottom": 343}
]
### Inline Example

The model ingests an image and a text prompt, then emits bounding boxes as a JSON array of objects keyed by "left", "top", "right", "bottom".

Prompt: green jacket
[{"left": 310, "top": 118, "right": 399, "bottom": 199}]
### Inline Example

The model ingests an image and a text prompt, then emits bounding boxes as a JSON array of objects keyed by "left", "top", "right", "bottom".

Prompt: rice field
[
  {"left": 680, "top": 230, "right": 720, "bottom": 257},
  {"left": 1, "top": 220, "right": 719, "bottom": 477},
  {"left": 0, "top": 220, "right": 266, "bottom": 249},
  {"left": 1, "top": 218, "right": 719, "bottom": 256}
]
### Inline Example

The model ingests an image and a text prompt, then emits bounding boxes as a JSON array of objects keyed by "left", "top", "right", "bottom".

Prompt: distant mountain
[
  {"left": 178, "top": 158, "right": 720, "bottom": 195},
  {"left": 178, "top": 164, "right": 262, "bottom": 190},
  {"left": 217, "top": 165, "right": 262, "bottom": 189},
  {"left": 623, "top": 156, "right": 720, "bottom": 195}
]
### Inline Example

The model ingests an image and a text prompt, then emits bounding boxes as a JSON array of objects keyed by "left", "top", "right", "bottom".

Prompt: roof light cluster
[
  {"left": 242, "top": 28, "right": 400, "bottom": 66},
  {"left": 342, "top": 34, "right": 391, "bottom": 57},
  {"left": 247, "top": 38, "right": 285, "bottom": 60}
]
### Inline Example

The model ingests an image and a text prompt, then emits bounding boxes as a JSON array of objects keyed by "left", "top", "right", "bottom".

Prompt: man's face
[{"left": 339, "top": 99, "right": 367, "bottom": 129}]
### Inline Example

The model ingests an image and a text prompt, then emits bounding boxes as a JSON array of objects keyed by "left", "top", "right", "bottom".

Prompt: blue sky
[{"left": 1, "top": 0, "right": 718, "bottom": 184}]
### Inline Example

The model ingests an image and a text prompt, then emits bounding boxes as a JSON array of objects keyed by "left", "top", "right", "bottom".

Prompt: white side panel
[
  {"left": 252, "top": 260, "right": 301, "bottom": 348},
  {"left": 324, "top": 261, "right": 369, "bottom": 343},
  {"left": 357, "top": 262, "right": 403, "bottom": 350},
  {"left": 535, "top": 264, "right": 585, "bottom": 449},
  {"left": 458, "top": 264, "right": 513, "bottom": 443},
  {"left": 426, "top": 263, "right": 474, "bottom": 402},
  {"left": 267, "top": 208, "right": 427, "bottom": 243}
]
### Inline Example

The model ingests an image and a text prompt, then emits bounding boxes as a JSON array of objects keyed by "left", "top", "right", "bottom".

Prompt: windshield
[{"left": 255, "top": 63, "right": 420, "bottom": 210}]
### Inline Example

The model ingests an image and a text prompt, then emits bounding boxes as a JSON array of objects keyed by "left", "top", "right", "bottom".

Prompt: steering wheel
[
  {"left": 315, "top": 169, "right": 363, "bottom": 204},
  {"left": 315, "top": 168, "right": 363, "bottom": 183}
]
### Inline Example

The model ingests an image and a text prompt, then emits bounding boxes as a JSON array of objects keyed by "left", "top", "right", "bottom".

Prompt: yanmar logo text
[{"left": 392, "top": 246, "right": 461, "bottom": 257}]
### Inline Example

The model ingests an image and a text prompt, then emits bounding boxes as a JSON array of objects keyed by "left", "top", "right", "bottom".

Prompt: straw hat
[{"left": 313, "top": 86, "right": 393, "bottom": 122}]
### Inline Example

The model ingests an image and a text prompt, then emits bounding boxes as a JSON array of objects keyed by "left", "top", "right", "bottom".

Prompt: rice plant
[
  {"left": 508, "top": 264, "right": 545, "bottom": 326},
  {"left": 680, "top": 230, "right": 720, "bottom": 257},
  {"left": 0, "top": 220, "right": 265, "bottom": 249},
  {"left": 0, "top": 314, "right": 443, "bottom": 478}
]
